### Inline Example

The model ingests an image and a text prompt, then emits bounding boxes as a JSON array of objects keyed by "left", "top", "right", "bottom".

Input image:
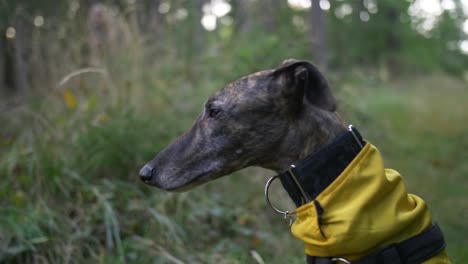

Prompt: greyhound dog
[{"left": 139, "top": 60, "right": 449, "bottom": 263}]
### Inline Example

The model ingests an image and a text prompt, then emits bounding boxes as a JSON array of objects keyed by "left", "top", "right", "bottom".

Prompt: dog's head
[{"left": 139, "top": 60, "right": 336, "bottom": 191}]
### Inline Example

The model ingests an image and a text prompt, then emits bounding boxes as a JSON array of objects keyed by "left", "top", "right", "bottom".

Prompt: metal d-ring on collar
[
  {"left": 265, "top": 164, "right": 311, "bottom": 218},
  {"left": 264, "top": 174, "right": 291, "bottom": 216}
]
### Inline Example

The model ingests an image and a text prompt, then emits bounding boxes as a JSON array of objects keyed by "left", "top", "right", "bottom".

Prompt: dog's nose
[{"left": 139, "top": 164, "right": 154, "bottom": 181}]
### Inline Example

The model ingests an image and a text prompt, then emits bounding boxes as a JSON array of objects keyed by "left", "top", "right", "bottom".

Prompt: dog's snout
[{"left": 139, "top": 164, "right": 155, "bottom": 182}]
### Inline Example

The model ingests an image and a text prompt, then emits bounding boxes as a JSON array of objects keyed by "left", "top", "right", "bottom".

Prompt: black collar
[{"left": 278, "top": 126, "right": 366, "bottom": 207}]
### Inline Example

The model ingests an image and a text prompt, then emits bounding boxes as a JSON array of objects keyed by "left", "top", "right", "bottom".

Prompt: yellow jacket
[{"left": 291, "top": 143, "right": 450, "bottom": 263}]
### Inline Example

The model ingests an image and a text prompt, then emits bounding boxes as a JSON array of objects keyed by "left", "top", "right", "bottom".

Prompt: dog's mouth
[
  {"left": 165, "top": 172, "right": 226, "bottom": 192},
  {"left": 143, "top": 166, "right": 226, "bottom": 192},
  {"left": 164, "top": 171, "right": 215, "bottom": 192}
]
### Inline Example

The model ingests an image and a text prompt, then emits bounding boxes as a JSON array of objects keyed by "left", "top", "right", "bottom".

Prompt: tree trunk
[
  {"left": 231, "top": 0, "right": 248, "bottom": 33},
  {"left": 186, "top": 0, "right": 205, "bottom": 82},
  {"left": 310, "top": 0, "right": 328, "bottom": 71},
  {"left": 148, "top": 0, "right": 161, "bottom": 35},
  {"left": 3, "top": 34, "right": 15, "bottom": 93},
  {"left": 0, "top": 34, "right": 4, "bottom": 93},
  {"left": 12, "top": 15, "right": 31, "bottom": 97},
  {"left": 385, "top": 7, "right": 401, "bottom": 75},
  {"left": 262, "top": 0, "right": 274, "bottom": 32},
  {"left": 192, "top": 0, "right": 204, "bottom": 51}
]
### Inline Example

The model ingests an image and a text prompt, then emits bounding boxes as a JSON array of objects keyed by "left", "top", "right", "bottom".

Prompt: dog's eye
[{"left": 208, "top": 108, "right": 220, "bottom": 118}]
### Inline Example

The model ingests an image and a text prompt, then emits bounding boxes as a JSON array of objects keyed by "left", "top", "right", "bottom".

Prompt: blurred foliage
[
  {"left": 0, "top": 0, "right": 467, "bottom": 263},
  {"left": 0, "top": 0, "right": 467, "bottom": 94}
]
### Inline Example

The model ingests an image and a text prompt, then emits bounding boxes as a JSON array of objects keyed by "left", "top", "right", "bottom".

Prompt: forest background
[{"left": 1, "top": 0, "right": 467, "bottom": 263}]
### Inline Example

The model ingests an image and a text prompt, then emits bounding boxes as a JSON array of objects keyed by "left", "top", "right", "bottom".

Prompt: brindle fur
[{"left": 139, "top": 59, "right": 346, "bottom": 191}]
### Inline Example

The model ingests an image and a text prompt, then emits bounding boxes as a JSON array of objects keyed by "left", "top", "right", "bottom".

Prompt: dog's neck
[{"left": 264, "top": 109, "right": 347, "bottom": 172}]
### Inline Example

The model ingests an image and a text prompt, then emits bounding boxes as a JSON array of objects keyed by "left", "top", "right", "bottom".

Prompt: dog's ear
[{"left": 271, "top": 59, "right": 336, "bottom": 112}]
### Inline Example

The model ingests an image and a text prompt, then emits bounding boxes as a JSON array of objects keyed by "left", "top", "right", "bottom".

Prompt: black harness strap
[
  {"left": 278, "top": 127, "right": 365, "bottom": 207},
  {"left": 307, "top": 224, "right": 446, "bottom": 264}
]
